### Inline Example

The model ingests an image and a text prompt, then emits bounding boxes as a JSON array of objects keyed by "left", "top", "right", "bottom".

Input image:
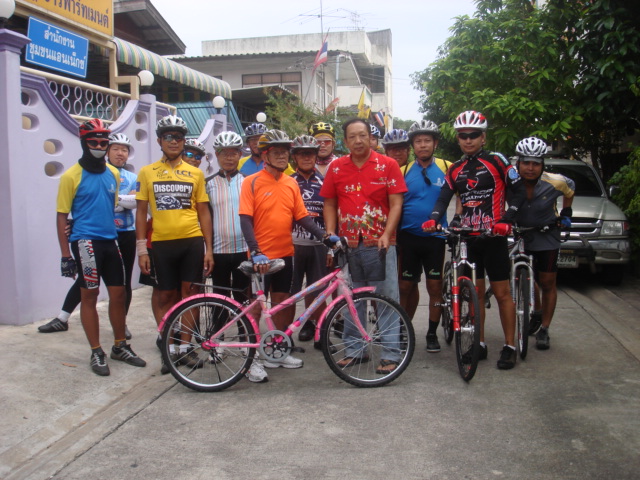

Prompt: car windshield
[{"left": 545, "top": 163, "right": 603, "bottom": 197}]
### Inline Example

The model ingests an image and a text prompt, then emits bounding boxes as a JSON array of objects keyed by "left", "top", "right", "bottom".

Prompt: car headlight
[{"left": 601, "top": 221, "right": 629, "bottom": 236}]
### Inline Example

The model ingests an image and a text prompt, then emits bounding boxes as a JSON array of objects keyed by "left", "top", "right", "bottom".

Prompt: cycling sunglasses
[
  {"left": 161, "top": 133, "right": 185, "bottom": 142},
  {"left": 184, "top": 151, "right": 203, "bottom": 160},
  {"left": 457, "top": 131, "right": 483, "bottom": 140},
  {"left": 86, "top": 139, "right": 109, "bottom": 148},
  {"left": 422, "top": 168, "right": 432, "bottom": 186}
]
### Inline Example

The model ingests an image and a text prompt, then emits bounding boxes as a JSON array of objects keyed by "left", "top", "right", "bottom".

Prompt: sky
[{"left": 151, "top": 0, "right": 478, "bottom": 121}]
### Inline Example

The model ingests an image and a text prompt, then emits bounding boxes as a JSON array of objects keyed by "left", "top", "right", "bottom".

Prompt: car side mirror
[{"left": 608, "top": 185, "right": 620, "bottom": 198}]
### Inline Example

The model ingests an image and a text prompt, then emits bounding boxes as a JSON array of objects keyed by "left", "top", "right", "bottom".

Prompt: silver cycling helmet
[
  {"left": 408, "top": 120, "right": 440, "bottom": 141},
  {"left": 258, "top": 129, "right": 292, "bottom": 152},
  {"left": 291, "top": 135, "right": 320, "bottom": 152},
  {"left": 370, "top": 124, "right": 381, "bottom": 138},
  {"left": 156, "top": 115, "right": 188, "bottom": 137},
  {"left": 516, "top": 137, "right": 548, "bottom": 158},
  {"left": 214, "top": 131, "right": 243, "bottom": 152}
]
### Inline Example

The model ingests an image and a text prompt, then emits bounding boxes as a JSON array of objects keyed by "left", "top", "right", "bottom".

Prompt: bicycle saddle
[{"left": 238, "top": 258, "right": 286, "bottom": 276}]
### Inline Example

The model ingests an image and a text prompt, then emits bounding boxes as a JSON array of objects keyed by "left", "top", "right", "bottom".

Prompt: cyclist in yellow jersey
[{"left": 135, "top": 115, "right": 213, "bottom": 373}]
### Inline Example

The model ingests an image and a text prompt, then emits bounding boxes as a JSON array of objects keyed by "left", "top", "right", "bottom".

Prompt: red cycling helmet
[{"left": 79, "top": 119, "right": 111, "bottom": 137}]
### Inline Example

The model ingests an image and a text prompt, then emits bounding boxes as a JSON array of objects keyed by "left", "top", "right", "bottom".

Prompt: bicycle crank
[{"left": 259, "top": 330, "right": 292, "bottom": 363}]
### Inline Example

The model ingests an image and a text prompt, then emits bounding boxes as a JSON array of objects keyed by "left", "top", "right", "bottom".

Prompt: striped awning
[{"left": 113, "top": 38, "right": 231, "bottom": 98}]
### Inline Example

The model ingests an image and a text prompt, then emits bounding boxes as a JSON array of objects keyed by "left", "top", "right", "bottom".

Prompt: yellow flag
[{"left": 357, "top": 88, "right": 367, "bottom": 118}]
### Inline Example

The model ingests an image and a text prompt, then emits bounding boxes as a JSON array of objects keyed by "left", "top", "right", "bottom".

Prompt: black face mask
[{"left": 78, "top": 133, "right": 110, "bottom": 173}]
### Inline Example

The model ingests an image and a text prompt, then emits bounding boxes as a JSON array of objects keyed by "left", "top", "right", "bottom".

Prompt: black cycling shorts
[
  {"left": 71, "top": 239, "right": 125, "bottom": 289},
  {"left": 467, "top": 235, "right": 511, "bottom": 282},
  {"left": 211, "top": 252, "right": 250, "bottom": 301},
  {"left": 291, "top": 244, "right": 329, "bottom": 294},
  {"left": 397, "top": 231, "right": 446, "bottom": 282},
  {"left": 526, "top": 248, "right": 559, "bottom": 280},
  {"left": 264, "top": 256, "right": 294, "bottom": 294},
  {"left": 152, "top": 237, "right": 204, "bottom": 291}
]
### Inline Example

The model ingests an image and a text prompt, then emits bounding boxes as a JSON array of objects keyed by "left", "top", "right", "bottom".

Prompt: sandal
[
  {"left": 336, "top": 356, "right": 370, "bottom": 368},
  {"left": 375, "top": 359, "right": 398, "bottom": 374}
]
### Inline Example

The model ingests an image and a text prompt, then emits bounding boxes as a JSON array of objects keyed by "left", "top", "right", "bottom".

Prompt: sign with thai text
[
  {"left": 18, "top": 0, "right": 113, "bottom": 37},
  {"left": 25, "top": 17, "right": 89, "bottom": 78}
]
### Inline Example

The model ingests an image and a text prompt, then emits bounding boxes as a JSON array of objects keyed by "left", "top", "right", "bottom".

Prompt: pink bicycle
[{"left": 158, "top": 240, "right": 415, "bottom": 391}]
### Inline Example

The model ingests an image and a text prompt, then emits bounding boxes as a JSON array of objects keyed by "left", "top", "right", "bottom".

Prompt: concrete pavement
[{"left": 1, "top": 273, "right": 640, "bottom": 479}]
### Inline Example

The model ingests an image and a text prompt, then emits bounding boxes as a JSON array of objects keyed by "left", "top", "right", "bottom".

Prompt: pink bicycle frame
[{"left": 158, "top": 266, "right": 376, "bottom": 351}]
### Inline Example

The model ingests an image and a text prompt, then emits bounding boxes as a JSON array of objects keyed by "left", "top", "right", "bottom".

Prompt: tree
[{"left": 412, "top": 0, "right": 640, "bottom": 176}]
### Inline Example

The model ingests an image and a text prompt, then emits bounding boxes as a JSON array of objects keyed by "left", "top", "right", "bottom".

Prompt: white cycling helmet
[
  {"left": 184, "top": 138, "right": 206, "bottom": 155},
  {"left": 370, "top": 124, "right": 381, "bottom": 138},
  {"left": 454, "top": 110, "right": 488, "bottom": 131},
  {"left": 516, "top": 137, "right": 548, "bottom": 158},
  {"left": 108, "top": 133, "right": 131, "bottom": 148},
  {"left": 156, "top": 115, "right": 188, "bottom": 137},
  {"left": 214, "top": 131, "right": 243, "bottom": 152}
]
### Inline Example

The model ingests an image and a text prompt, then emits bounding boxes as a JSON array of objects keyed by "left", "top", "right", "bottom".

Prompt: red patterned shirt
[{"left": 320, "top": 151, "right": 407, "bottom": 247}]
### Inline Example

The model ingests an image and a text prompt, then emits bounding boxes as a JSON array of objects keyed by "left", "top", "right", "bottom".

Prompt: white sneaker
[
  {"left": 263, "top": 355, "right": 304, "bottom": 369},
  {"left": 246, "top": 359, "right": 269, "bottom": 383}
]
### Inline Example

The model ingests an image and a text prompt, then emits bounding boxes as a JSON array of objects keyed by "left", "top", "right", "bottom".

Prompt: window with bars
[{"left": 242, "top": 72, "right": 302, "bottom": 96}]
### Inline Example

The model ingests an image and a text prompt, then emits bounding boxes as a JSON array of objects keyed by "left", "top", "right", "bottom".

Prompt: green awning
[
  {"left": 113, "top": 38, "right": 231, "bottom": 98},
  {"left": 174, "top": 100, "right": 243, "bottom": 138}
]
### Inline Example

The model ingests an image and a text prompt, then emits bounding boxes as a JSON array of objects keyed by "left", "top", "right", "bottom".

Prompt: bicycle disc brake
[{"left": 259, "top": 330, "right": 292, "bottom": 363}]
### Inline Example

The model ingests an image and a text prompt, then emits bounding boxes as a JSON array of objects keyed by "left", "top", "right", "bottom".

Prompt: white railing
[{"left": 20, "top": 67, "right": 176, "bottom": 122}]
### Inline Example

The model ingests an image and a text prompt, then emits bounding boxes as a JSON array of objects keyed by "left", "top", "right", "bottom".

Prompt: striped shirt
[{"left": 205, "top": 170, "right": 247, "bottom": 254}]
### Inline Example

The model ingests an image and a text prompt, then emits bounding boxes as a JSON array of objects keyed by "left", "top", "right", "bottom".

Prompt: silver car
[{"left": 544, "top": 158, "right": 630, "bottom": 285}]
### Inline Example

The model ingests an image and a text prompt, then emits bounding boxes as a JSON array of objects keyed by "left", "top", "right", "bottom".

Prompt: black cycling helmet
[{"left": 309, "top": 122, "right": 335, "bottom": 138}]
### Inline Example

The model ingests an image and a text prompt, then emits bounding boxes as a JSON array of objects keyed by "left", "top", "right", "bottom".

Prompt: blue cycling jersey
[
  {"left": 114, "top": 167, "right": 137, "bottom": 232},
  {"left": 400, "top": 159, "right": 450, "bottom": 236}
]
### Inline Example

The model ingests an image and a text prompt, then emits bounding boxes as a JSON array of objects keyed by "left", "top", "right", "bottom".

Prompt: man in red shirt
[{"left": 320, "top": 118, "right": 407, "bottom": 373}]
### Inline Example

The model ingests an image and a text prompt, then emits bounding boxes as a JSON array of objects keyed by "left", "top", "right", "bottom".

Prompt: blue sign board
[{"left": 25, "top": 17, "right": 89, "bottom": 79}]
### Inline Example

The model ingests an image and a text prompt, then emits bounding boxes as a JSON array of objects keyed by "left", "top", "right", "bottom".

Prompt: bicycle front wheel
[
  {"left": 515, "top": 267, "right": 531, "bottom": 360},
  {"left": 161, "top": 297, "right": 257, "bottom": 392},
  {"left": 455, "top": 278, "right": 481, "bottom": 382},
  {"left": 321, "top": 292, "right": 415, "bottom": 387},
  {"left": 441, "top": 261, "right": 454, "bottom": 345}
]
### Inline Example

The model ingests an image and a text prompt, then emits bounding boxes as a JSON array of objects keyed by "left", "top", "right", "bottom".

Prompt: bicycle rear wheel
[
  {"left": 515, "top": 267, "right": 531, "bottom": 360},
  {"left": 321, "top": 292, "right": 415, "bottom": 387},
  {"left": 455, "top": 278, "right": 481, "bottom": 382},
  {"left": 441, "top": 262, "right": 454, "bottom": 345},
  {"left": 161, "top": 297, "right": 256, "bottom": 392}
]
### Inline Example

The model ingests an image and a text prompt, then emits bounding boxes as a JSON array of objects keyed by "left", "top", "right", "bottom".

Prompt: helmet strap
[{"left": 265, "top": 160, "right": 286, "bottom": 173}]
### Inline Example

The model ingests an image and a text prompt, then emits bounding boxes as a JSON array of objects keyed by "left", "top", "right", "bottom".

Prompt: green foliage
[
  {"left": 392, "top": 117, "right": 414, "bottom": 131},
  {"left": 264, "top": 90, "right": 350, "bottom": 153},
  {"left": 609, "top": 146, "right": 640, "bottom": 256},
  {"left": 264, "top": 90, "right": 333, "bottom": 138},
  {"left": 411, "top": 0, "right": 640, "bottom": 173}
]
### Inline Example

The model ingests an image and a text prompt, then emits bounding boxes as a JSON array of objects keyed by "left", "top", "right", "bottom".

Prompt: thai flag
[
  {"left": 313, "top": 37, "right": 328, "bottom": 71},
  {"left": 374, "top": 111, "right": 385, "bottom": 127}
]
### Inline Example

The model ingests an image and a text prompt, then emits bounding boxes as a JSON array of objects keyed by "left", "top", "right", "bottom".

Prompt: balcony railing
[{"left": 20, "top": 66, "right": 175, "bottom": 122}]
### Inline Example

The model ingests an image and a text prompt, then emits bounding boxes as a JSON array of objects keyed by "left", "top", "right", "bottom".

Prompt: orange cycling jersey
[{"left": 239, "top": 169, "right": 308, "bottom": 258}]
